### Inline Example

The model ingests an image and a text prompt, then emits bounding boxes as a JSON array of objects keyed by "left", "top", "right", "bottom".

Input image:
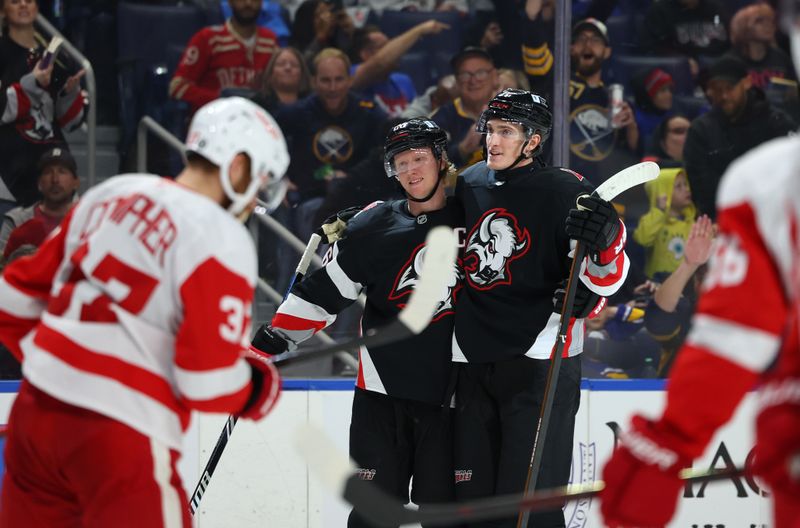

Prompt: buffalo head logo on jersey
[
  {"left": 389, "top": 241, "right": 462, "bottom": 321},
  {"left": 463, "top": 208, "right": 530, "bottom": 290}
]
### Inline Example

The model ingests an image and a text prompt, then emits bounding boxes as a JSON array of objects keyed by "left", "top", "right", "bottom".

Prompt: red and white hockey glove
[
  {"left": 600, "top": 415, "right": 692, "bottom": 527},
  {"left": 753, "top": 378, "right": 800, "bottom": 499},
  {"left": 238, "top": 346, "right": 282, "bottom": 421}
]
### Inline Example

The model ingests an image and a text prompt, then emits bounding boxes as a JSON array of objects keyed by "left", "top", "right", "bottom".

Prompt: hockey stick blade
[
  {"left": 593, "top": 161, "right": 660, "bottom": 202},
  {"left": 297, "top": 424, "right": 744, "bottom": 526},
  {"left": 269, "top": 226, "right": 458, "bottom": 368}
]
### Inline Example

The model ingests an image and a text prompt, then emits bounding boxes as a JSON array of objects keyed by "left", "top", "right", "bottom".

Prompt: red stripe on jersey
[
  {"left": 12, "top": 83, "right": 30, "bottom": 119},
  {"left": 57, "top": 94, "right": 84, "bottom": 129},
  {"left": 355, "top": 348, "right": 366, "bottom": 390},
  {"left": 551, "top": 317, "right": 575, "bottom": 358},
  {"left": 272, "top": 313, "right": 327, "bottom": 333},
  {"left": 34, "top": 324, "right": 184, "bottom": 417},
  {"left": 697, "top": 202, "right": 788, "bottom": 338},
  {"left": 181, "top": 385, "right": 250, "bottom": 414},
  {"left": 660, "top": 345, "right": 759, "bottom": 459},
  {"left": 175, "top": 258, "right": 252, "bottom": 372}
]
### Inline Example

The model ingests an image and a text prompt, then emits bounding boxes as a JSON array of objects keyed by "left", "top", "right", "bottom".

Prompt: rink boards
[{"left": 0, "top": 379, "right": 771, "bottom": 527}]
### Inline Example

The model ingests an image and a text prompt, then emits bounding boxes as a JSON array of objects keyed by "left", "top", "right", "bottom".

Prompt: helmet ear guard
[{"left": 185, "top": 97, "right": 290, "bottom": 216}]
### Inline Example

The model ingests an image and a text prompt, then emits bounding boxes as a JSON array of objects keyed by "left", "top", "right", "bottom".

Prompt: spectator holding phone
[
  {"left": 290, "top": 0, "right": 355, "bottom": 62},
  {"left": 0, "top": 0, "right": 85, "bottom": 215}
]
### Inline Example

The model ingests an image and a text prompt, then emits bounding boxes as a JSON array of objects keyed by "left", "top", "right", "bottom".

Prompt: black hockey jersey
[
  {"left": 453, "top": 161, "right": 629, "bottom": 364},
  {"left": 271, "top": 199, "right": 463, "bottom": 405}
]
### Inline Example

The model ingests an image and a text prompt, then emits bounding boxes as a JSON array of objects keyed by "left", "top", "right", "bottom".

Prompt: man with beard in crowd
[{"left": 169, "top": 0, "right": 278, "bottom": 113}]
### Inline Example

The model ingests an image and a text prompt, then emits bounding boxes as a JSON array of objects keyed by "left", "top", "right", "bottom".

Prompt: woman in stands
[
  {"left": 0, "top": 0, "right": 85, "bottom": 216},
  {"left": 257, "top": 46, "right": 311, "bottom": 112}
]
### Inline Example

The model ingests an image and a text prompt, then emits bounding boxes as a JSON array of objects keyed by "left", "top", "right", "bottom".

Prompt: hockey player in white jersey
[
  {"left": 0, "top": 96, "right": 289, "bottom": 527},
  {"left": 600, "top": 2, "right": 800, "bottom": 526}
]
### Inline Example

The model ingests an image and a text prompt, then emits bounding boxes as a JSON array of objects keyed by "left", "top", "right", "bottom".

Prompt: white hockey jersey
[
  {"left": 656, "top": 134, "right": 800, "bottom": 459},
  {"left": 0, "top": 174, "right": 258, "bottom": 450}
]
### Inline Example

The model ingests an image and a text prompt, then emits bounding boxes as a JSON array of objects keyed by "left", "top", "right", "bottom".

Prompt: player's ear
[{"left": 229, "top": 152, "right": 252, "bottom": 194}]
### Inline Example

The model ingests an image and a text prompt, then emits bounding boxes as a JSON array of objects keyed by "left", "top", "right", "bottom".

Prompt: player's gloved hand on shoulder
[
  {"left": 250, "top": 323, "right": 290, "bottom": 356},
  {"left": 552, "top": 280, "right": 605, "bottom": 319},
  {"left": 600, "top": 415, "right": 692, "bottom": 527},
  {"left": 753, "top": 378, "right": 800, "bottom": 499},
  {"left": 317, "top": 205, "right": 363, "bottom": 244},
  {"left": 239, "top": 346, "right": 282, "bottom": 421},
  {"left": 565, "top": 194, "right": 624, "bottom": 265}
]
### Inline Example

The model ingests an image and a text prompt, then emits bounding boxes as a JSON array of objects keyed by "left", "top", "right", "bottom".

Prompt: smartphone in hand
[{"left": 40, "top": 36, "right": 63, "bottom": 69}]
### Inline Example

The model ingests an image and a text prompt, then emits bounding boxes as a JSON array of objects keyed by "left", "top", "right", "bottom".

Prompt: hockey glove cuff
[
  {"left": 317, "top": 205, "right": 363, "bottom": 244},
  {"left": 753, "top": 378, "right": 800, "bottom": 498},
  {"left": 600, "top": 415, "right": 692, "bottom": 527},
  {"left": 565, "top": 195, "right": 625, "bottom": 265},
  {"left": 239, "top": 346, "right": 282, "bottom": 421},
  {"left": 552, "top": 280, "right": 605, "bottom": 319},
  {"left": 251, "top": 323, "right": 291, "bottom": 356}
]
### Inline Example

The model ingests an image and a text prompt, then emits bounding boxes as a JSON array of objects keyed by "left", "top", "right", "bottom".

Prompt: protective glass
[
  {"left": 260, "top": 173, "right": 288, "bottom": 213},
  {"left": 482, "top": 122, "right": 527, "bottom": 141},
  {"left": 385, "top": 148, "right": 436, "bottom": 178}
]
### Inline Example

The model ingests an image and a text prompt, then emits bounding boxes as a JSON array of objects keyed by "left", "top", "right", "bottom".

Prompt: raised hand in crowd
[
  {"left": 62, "top": 69, "right": 86, "bottom": 95},
  {"left": 683, "top": 214, "right": 714, "bottom": 267}
]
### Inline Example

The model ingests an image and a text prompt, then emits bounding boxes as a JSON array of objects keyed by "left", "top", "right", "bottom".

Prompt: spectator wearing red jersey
[{"left": 169, "top": 0, "right": 278, "bottom": 113}]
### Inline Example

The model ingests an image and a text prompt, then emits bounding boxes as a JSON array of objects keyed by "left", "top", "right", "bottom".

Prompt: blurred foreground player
[
  {"left": 0, "top": 97, "right": 288, "bottom": 528},
  {"left": 600, "top": 3, "right": 800, "bottom": 525}
]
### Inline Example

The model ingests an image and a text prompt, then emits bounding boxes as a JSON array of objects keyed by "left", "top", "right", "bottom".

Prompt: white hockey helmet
[{"left": 185, "top": 96, "right": 290, "bottom": 216}]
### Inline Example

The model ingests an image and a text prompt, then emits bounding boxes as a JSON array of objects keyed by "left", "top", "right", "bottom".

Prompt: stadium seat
[
  {"left": 608, "top": 54, "right": 696, "bottom": 97},
  {"left": 116, "top": 2, "right": 206, "bottom": 154},
  {"left": 377, "top": 10, "right": 465, "bottom": 60},
  {"left": 395, "top": 52, "right": 434, "bottom": 95},
  {"left": 604, "top": 14, "right": 642, "bottom": 55}
]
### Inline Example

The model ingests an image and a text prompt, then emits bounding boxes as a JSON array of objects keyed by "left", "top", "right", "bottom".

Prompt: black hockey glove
[
  {"left": 552, "top": 279, "right": 604, "bottom": 319},
  {"left": 565, "top": 194, "right": 621, "bottom": 264},
  {"left": 317, "top": 205, "right": 363, "bottom": 244},
  {"left": 250, "top": 323, "right": 290, "bottom": 356}
]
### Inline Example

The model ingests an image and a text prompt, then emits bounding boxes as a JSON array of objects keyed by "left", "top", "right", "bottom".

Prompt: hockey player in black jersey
[
  {"left": 250, "top": 118, "right": 463, "bottom": 528},
  {"left": 452, "top": 89, "right": 630, "bottom": 527}
]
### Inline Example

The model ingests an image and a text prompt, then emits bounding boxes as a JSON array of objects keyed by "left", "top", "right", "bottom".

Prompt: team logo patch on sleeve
[
  {"left": 389, "top": 240, "right": 463, "bottom": 321},
  {"left": 463, "top": 208, "right": 530, "bottom": 290}
]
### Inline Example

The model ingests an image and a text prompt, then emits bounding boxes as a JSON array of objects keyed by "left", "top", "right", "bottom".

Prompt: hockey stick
[
  {"left": 297, "top": 423, "right": 742, "bottom": 526},
  {"left": 188, "top": 226, "right": 458, "bottom": 515},
  {"left": 188, "top": 231, "right": 322, "bottom": 515},
  {"left": 517, "top": 161, "right": 660, "bottom": 528}
]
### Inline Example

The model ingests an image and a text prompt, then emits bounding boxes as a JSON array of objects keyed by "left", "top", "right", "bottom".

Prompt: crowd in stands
[{"left": 1, "top": 0, "right": 798, "bottom": 380}]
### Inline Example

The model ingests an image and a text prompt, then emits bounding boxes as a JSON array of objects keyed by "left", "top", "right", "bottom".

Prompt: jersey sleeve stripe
[
  {"left": 0, "top": 277, "right": 47, "bottom": 318},
  {"left": 275, "top": 293, "right": 336, "bottom": 329},
  {"left": 175, "top": 361, "right": 250, "bottom": 402},
  {"left": 686, "top": 313, "right": 780, "bottom": 373},
  {"left": 324, "top": 246, "right": 363, "bottom": 300}
]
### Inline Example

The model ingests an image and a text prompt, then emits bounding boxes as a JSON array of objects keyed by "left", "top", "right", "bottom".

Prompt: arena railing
[
  {"left": 137, "top": 115, "right": 358, "bottom": 370},
  {"left": 36, "top": 14, "right": 97, "bottom": 189}
]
